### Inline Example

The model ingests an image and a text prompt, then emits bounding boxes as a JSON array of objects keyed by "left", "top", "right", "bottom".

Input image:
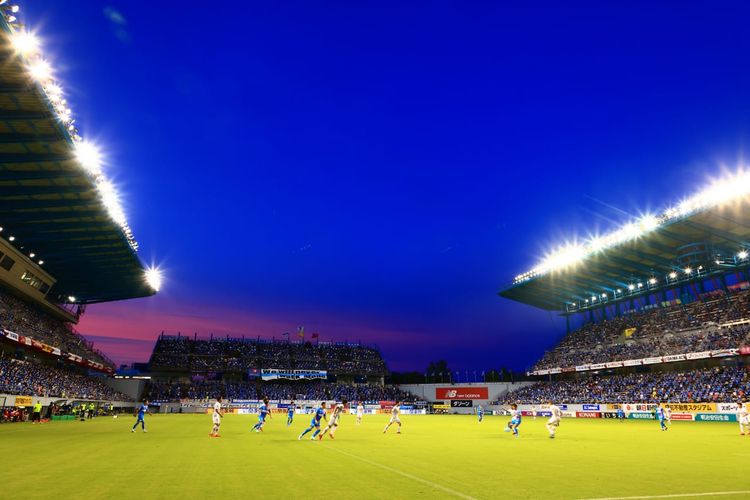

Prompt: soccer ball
[{"left": 113, "top": 414, "right": 118, "bottom": 419}]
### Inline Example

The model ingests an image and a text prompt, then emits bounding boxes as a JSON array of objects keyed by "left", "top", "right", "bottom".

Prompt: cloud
[{"left": 103, "top": 6, "right": 131, "bottom": 44}]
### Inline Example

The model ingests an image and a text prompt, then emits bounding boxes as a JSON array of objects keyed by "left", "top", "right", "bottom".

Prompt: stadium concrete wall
[
  {"left": 0, "top": 393, "right": 136, "bottom": 408},
  {"left": 397, "top": 382, "right": 534, "bottom": 413},
  {"left": 103, "top": 378, "right": 146, "bottom": 400}
]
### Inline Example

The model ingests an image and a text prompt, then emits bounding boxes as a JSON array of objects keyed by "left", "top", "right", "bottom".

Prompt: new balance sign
[{"left": 435, "top": 387, "right": 489, "bottom": 400}]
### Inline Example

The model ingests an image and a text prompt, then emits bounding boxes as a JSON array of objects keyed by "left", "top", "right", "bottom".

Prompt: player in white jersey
[
  {"left": 546, "top": 401, "right": 562, "bottom": 439},
  {"left": 319, "top": 401, "right": 347, "bottom": 439},
  {"left": 356, "top": 403, "right": 365, "bottom": 424},
  {"left": 531, "top": 405, "right": 537, "bottom": 420},
  {"left": 504, "top": 403, "right": 521, "bottom": 437},
  {"left": 739, "top": 402, "right": 749, "bottom": 435},
  {"left": 383, "top": 401, "right": 402, "bottom": 434},
  {"left": 210, "top": 396, "right": 224, "bottom": 438},
  {"left": 664, "top": 405, "right": 672, "bottom": 424}
]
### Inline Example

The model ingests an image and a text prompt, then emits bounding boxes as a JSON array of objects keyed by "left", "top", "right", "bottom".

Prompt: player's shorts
[
  {"left": 548, "top": 417, "right": 560, "bottom": 426},
  {"left": 329, "top": 418, "right": 339, "bottom": 427},
  {"left": 311, "top": 419, "right": 321, "bottom": 427},
  {"left": 510, "top": 417, "right": 521, "bottom": 426},
  {"left": 213, "top": 415, "right": 221, "bottom": 425},
  {"left": 389, "top": 416, "right": 401, "bottom": 424},
  {"left": 356, "top": 412, "right": 364, "bottom": 417}
]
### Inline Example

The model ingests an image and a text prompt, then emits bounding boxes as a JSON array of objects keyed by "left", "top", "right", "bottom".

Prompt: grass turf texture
[{"left": 1, "top": 414, "right": 746, "bottom": 499}]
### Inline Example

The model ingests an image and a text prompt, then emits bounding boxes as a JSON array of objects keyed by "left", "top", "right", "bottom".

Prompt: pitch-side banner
[
  {"left": 435, "top": 387, "right": 489, "bottom": 400},
  {"left": 261, "top": 369, "right": 327, "bottom": 380}
]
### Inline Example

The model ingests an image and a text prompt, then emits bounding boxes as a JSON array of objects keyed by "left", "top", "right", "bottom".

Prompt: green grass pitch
[{"left": 1, "top": 413, "right": 747, "bottom": 499}]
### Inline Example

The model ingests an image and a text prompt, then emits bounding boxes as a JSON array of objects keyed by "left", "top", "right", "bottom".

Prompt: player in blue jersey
[
  {"left": 251, "top": 398, "right": 270, "bottom": 432},
  {"left": 298, "top": 402, "right": 326, "bottom": 440},
  {"left": 616, "top": 406, "right": 626, "bottom": 422},
  {"left": 131, "top": 400, "right": 151, "bottom": 433},
  {"left": 287, "top": 401, "right": 295, "bottom": 427},
  {"left": 656, "top": 404, "right": 668, "bottom": 431},
  {"left": 504, "top": 403, "right": 521, "bottom": 437},
  {"left": 477, "top": 405, "right": 484, "bottom": 423}
]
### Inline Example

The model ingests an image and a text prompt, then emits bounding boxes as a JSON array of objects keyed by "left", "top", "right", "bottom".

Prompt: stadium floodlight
[
  {"left": 648, "top": 277, "right": 657, "bottom": 285},
  {"left": 684, "top": 267, "right": 692, "bottom": 274},
  {"left": 627, "top": 284, "right": 635, "bottom": 291},
  {"left": 29, "top": 252, "right": 34, "bottom": 258},
  {"left": 639, "top": 215, "right": 659, "bottom": 232},
  {"left": 67, "top": 296, "right": 76, "bottom": 302},
  {"left": 74, "top": 141, "right": 104, "bottom": 176},
  {"left": 637, "top": 282, "right": 643, "bottom": 288},
  {"left": 512, "top": 169, "right": 750, "bottom": 284},
  {"left": 10, "top": 31, "right": 39, "bottom": 56},
  {"left": 145, "top": 266, "right": 163, "bottom": 292},
  {"left": 669, "top": 271, "right": 677, "bottom": 279},
  {"left": 601, "top": 293, "right": 607, "bottom": 298},
  {"left": 739, "top": 250, "right": 749, "bottom": 260},
  {"left": 38, "top": 260, "right": 43, "bottom": 265},
  {"left": 10, "top": 4, "right": 18, "bottom": 13},
  {"left": 8, "top": 235, "right": 15, "bottom": 241},
  {"left": 27, "top": 58, "right": 52, "bottom": 82}
]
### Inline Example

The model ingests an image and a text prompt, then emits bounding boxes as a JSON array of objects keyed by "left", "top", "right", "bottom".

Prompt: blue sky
[{"left": 26, "top": 1, "right": 750, "bottom": 371}]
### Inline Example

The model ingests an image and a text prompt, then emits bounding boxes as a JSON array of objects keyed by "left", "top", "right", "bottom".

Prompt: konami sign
[{"left": 435, "top": 387, "right": 489, "bottom": 400}]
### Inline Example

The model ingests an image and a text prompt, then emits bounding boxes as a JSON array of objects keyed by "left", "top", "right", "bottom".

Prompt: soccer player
[
  {"left": 356, "top": 402, "right": 364, "bottom": 424},
  {"left": 616, "top": 405, "right": 626, "bottom": 422},
  {"left": 287, "top": 401, "right": 296, "bottom": 427},
  {"left": 477, "top": 405, "right": 484, "bottom": 423},
  {"left": 504, "top": 403, "right": 521, "bottom": 437},
  {"left": 656, "top": 404, "right": 668, "bottom": 431},
  {"left": 251, "top": 398, "right": 270, "bottom": 432},
  {"left": 531, "top": 405, "right": 537, "bottom": 420},
  {"left": 299, "top": 402, "right": 326, "bottom": 440},
  {"left": 738, "top": 402, "right": 749, "bottom": 435},
  {"left": 546, "top": 401, "right": 562, "bottom": 439},
  {"left": 131, "top": 400, "right": 150, "bottom": 433},
  {"left": 210, "top": 396, "right": 224, "bottom": 437},
  {"left": 383, "top": 401, "right": 402, "bottom": 434},
  {"left": 319, "top": 400, "right": 347, "bottom": 439},
  {"left": 664, "top": 405, "right": 672, "bottom": 424}
]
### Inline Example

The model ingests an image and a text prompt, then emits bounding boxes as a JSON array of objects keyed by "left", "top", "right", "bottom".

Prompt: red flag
[{"left": 311, "top": 333, "right": 319, "bottom": 339}]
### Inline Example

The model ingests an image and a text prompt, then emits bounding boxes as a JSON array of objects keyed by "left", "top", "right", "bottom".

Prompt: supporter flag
[
  {"left": 623, "top": 327, "right": 636, "bottom": 338},
  {"left": 297, "top": 326, "right": 304, "bottom": 339}
]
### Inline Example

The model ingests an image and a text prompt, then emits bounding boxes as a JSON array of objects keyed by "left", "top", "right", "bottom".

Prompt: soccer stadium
[{"left": 2, "top": 3, "right": 750, "bottom": 500}]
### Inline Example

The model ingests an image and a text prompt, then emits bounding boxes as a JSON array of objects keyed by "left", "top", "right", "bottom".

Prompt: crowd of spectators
[
  {"left": 149, "top": 336, "right": 388, "bottom": 376},
  {"left": 502, "top": 366, "right": 750, "bottom": 404},
  {"left": 535, "top": 288, "right": 750, "bottom": 370},
  {"left": 0, "top": 290, "right": 112, "bottom": 367},
  {"left": 147, "top": 380, "right": 414, "bottom": 403},
  {"left": 0, "top": 356, "right": 131, "bottom": 401}
]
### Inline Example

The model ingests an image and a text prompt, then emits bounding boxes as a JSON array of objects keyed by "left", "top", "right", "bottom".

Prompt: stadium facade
[
  {"left": 0, "top": 4, "right": 158, "bottom": 413},
  {"left": 497, "top": 172, "right": 750, "bottom": 393}
]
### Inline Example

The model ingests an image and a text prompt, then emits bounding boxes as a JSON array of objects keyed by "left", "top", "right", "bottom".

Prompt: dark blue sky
[{"left": 27, "top": 1, "right": 750, "bottom": 371}]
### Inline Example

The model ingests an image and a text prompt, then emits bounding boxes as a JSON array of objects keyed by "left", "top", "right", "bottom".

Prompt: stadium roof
[
  {"left": 0, "top": 8, "right": 158, "bottom": 304},
  {"left": 499, "top": 172, "right": 750, "bottom": 312}
]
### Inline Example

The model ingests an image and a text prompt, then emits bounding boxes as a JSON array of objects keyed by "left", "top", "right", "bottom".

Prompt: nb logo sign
[{"left": 446, "top": 390, "right": 457, "bottom": 398}]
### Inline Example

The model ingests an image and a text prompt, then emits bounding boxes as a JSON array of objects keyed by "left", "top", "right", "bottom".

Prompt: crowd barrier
[{"left": 499, "top": 403, "right": 744, "bottom": 422}]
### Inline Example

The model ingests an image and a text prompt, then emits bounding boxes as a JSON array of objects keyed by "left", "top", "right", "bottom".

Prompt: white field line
[
  {"left": 579, "top": 490, "right": 750, "bottom": 500},
  {"left": 325, "top": 446, "right": 478, "bottom": 500}
]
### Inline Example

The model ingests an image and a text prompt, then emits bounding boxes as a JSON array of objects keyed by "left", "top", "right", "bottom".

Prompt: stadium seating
[
  {"left": 0, "top": 356, "right": 131, "bottom": 401},
  {"left": 146, "top": 379, "right": 414, "bottom": 402},
  {"left": 148, "top": 335, "right": 388, "bottom": 376},
  {"left": 501, "top": 366, "right": 750, "bottom": 404},
  {"left": 534, "top": 288, "right": 750, "bottom": 370},
  {"left": 0, "top": 289, "right": 113, "bottom": 367}
]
